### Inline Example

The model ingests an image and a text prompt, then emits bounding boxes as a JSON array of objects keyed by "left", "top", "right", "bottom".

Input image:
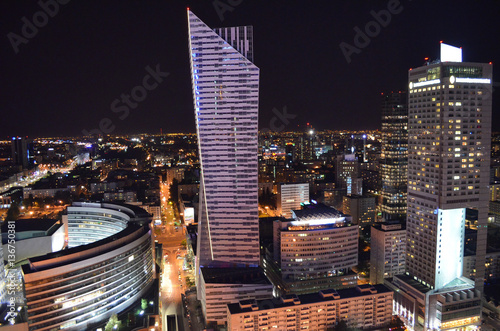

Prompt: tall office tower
[
  {"left": 380, "top": 92, "right": 408, "bottom": 220},
  {"left": 370, "top": 221, "right": 406, "bottom": 284},
  {"left": 11, "top": 136, "right": 33, "bottom": 169},
  {"left": 336, "top": 154, "right": 362, "bottom": 196},
  {"left": 277, "top": 183, "right": 309, "bottom": 218},
  {"left": 390, "top": 44, "right": 492, "bottom": 331},
  {"left": 298, "top": 126, "right": 316, "bottom": 161},
  {"left": 188, "top": 10, "right": 260, "bottom": 268}
]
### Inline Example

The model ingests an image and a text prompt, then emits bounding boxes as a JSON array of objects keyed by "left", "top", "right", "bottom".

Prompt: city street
[{"left": 158, "top": 181, "right": 199, "bottom": 331}]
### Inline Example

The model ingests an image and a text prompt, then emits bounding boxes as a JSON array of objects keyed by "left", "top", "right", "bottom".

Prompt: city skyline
[{"left": 1, "top": 1, "right": 500, "bottom": 137}]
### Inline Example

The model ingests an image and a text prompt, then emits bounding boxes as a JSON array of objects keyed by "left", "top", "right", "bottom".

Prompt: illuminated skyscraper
[
  {"left": 391, "top": 44, "right": 492, "bottom": 330},
  {"left": 380, "top": 92, "right": 408, "bottom": 220},
  {"left": 188, "top": 10, "right": 260, "bottom": 268}
]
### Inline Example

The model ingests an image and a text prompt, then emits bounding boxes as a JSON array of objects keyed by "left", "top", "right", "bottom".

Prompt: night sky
[{"left": 1, "top": 0, "right": 499, "bottom": 137}]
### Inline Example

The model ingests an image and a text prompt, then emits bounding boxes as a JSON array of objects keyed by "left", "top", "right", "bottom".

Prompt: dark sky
[{"left": 1, "top": 0, "right": 499, "bottom": 137}]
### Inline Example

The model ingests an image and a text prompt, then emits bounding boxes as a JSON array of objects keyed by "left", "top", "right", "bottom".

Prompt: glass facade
[
  {"left": 380, "top": 92, "right": 408, "bottom": 220},
  {"left": 188, "top": 10, "right": 260, "bottom": 267},
  {"left": 23, "top": 204, "right": 154, "bottom": 331}
]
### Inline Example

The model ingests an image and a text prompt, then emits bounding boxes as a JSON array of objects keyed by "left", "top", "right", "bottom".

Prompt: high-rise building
[
  {"left": 380, "top": 92, "right": 408, "bottom": 220},
  {"left": 264, "top": 203, "right": 358, "bottom": 295},
  {"left": 370, "top": 221, "right": 406, "bottom": 284},
  {"left": 277, "top": 183, "right": 309, "bottom": 218},
  {"left": 390, "top": 43, "right": 492, "bottom": 331},
  {"left": 336, "top": 154, "right": 362, "bottom": 196},
  {"left": 342, "top": 194, "right": 376, "bottom": 225},
  {"left": 188, "top": 10, "right": 260, "bottom": 268},
  {"left": 188, "top": 10, "right": 267, "bottom": 325},
  {"left": 11, "top": 136, "right": 33, "bottom": 169}
]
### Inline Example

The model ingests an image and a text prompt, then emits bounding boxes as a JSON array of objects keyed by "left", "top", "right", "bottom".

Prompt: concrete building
[
  {"left": 264, "top": 203, "right": 358, "bottom": 295},
  {"left": 199, "top": 268, "right": 273, "bottom": 325},
  {"left": 188, "top": 9, "right": 260, "bottom": 268},
  {"left": 390, "top": 43, "right": 492, "bottom": 331},
  {"left": 342, "top": 194, "right": 376, "bottom": 225},
  {"left": 336, "top": 154, "right": 362, "bottom": 196},
  {"left": 227, "top": 285, "right": 393, "bottom": 331},
  {"left": 277, "top": 183, "right": 309, "bottom": 218},
  {"left": 1, "top": 219, "right": 65, "bottom": 264},
  {"left": 103, "top": 190, "right": 137, "bottom": 203},
  {"left": 22, "top": 202, "right": 154, "bottom": 331},
  {"left": 370, "top": 221, "right": 406, "bottom": 284},
  {"left": 463, "top": 251, "right": 500, "bottom": 281},
  {"left": 380, "top": 91, "right": 408, "bottom": 220}
]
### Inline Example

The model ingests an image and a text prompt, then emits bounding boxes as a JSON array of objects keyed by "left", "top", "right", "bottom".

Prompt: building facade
[
  {"left": 370, "top": 222, "right": 406, "bottom": 284},
  {"left": 336, "top": 154, "right": 362, "bottom": 196},
  {"left": 227, "top": 285, "right": 393, "bottom": 331},
  {"left": 380, "top": 91, "right": 408, "bottom": 220},
  {"left": 199, "top": 268, "right": 273, "bottom": 325},
  {"left": 277, "top": 183, "right": 310, "bottom": 218},
  {"left": 188, "top": 9, "right": 260, "bottom": 268},
  {"left": 22, "top": 202, "right": 154, "bottom": 331},
  {"left": 265, "top": 203, "right": 358, "bottom": 295},
  {"left": 391, "top": 43, "right": 492, "bottom": 331},
  {"left": 342, "top": 194, "right": 376, "bottom": 225}
]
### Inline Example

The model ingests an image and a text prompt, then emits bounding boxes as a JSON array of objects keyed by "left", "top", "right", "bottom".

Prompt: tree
[
  {"left": 5, "top": 202, "right": 20, "bottom": 222},
  {"left": 104, "top": 313, "right": 122, "bottom": 331},
  {"left": 141, "top": 298, "right": 148, "bottom": 310},
  {"left": 180, "top": 239, "right": 187, "bottom": 249}
]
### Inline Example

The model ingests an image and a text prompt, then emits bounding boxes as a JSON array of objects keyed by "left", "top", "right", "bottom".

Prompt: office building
[
  {"left": 370, "top": 221, "right": 406, "bottom": 284},
  {"left": 390, "top": 43, "right": 492, "bottom": 331},
  {"left": 198, "top": 268, "right": 273, "bottom": 325},
  {"left": 227, "top": 285, "right": 393, "bottom": 330},
  {"left": 188, "top": 9, "right": 260, "bottom": 268},
  {"left": 1, "top": 219, "right": 65, "bottom": 264},
  {"left": 336, "top": 154, "right": 362, "bottom": 196},
  {"left": 277, "top": 183, "right": 309, "bottom": 218},
  {"left": 11, "top": 136, "right": 33, "bottom": 169},
  {"left": 380, "top": 92, "right": 408, "bottom": 220},
  {"left": 264, "top": 203, "right": 358, "bottom": 295},
  {"left": 22, "top": 202, "right": 154, "bottom": 331},
  {"left": 342, "top": 194, "right": 376, "bottom": 225}
]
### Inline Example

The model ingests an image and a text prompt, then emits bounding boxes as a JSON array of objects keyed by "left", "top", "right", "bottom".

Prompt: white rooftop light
[{"left": 440, "top": 43, "right": 462, "bottom": 62}]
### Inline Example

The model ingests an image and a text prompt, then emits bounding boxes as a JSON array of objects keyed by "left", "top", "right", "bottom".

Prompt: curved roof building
[{"left": 21, "top": 202, "right": 155, "bottom": 331}]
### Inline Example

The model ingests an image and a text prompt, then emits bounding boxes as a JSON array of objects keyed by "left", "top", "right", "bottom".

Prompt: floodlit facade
[
  {"left": 22, "top": 202, "right": 154, "bottom": 331},
  {"left": 390, "top": 43, "right": 492, "bottom": 331},
  {"left": 380, "top": 91, "right": 408, "bottom": 220},
  {"left": 370, "top": 222, "right": 406, "bottom": 284},
  {"left": 277, "top": 183, "right": 310, "bottom": 218},
  {"left": 188, "top": 9, "right": 260, "bottom": 268},
  {"left": 227, "top": 285, "right": 393, "bottom": 331},
  {"left": 265, "top": 203, "right": 358, "bottom": 295}
]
